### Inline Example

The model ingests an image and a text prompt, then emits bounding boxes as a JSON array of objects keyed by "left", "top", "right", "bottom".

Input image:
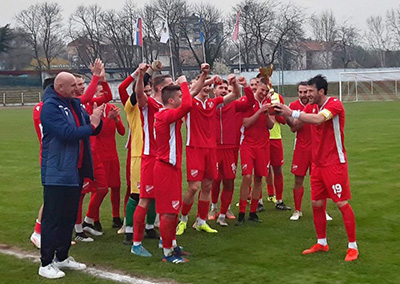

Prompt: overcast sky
[{"left": 1, "top": 0, "right": 398, "bottom": 34}]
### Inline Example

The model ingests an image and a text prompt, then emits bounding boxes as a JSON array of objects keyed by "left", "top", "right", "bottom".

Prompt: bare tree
[
  {"left": 310, "top": 10, "right": 338, "bottom": 42},
  {"left": 141, "top": 4, "right": 164, "bottom": 62},
  {"left": 387, "top": 5, "right": 400, "bottom": 47},
  {"left": 0, "top": 24, "right": 12, "bottom": 53},
  {"left": 366, "top": 15, "right": 390, "bottom": 67},
  {"left": 15, "top": 2, "right": 64, "bottom": 71},
  {"left": 336, "top": 21, "right": 360, "bottom": 68}
]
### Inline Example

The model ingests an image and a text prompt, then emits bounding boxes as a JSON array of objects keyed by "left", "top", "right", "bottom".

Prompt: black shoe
[
  {"left": 123, "top": 233, "right": 133, "bottom": 245},
  {"left": 256, "top": 203, "right": 264, "bottom": 212},
  {"left": 248, "top": 212, "right": 263, "bottom": 223},
  {"left": 275, "top": 201, "right": 292, "bottom": 211},
  {"left": 94, "top": 221, "right": 103, "bottom": 232},
  {"left": 83, "top": 221, "right": 103, "bottom": 236},
  {"left": 144, "top": 228, "right": 159, "bottom": 239},
  {"left": 112, "top": 217, "right": 123, "bottom": 228},
  {"left": 235, "top": 213, "right": 245, "bottom": 226}
]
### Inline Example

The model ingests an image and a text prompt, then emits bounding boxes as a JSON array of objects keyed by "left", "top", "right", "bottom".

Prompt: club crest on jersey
[
  {"left": 242, "top": 164, "right": 247, "bottom": 171},
  {"left": 191, "top": 169, "right": 199, "bottom": 177},
  {"left": 313, "top": 109, "right": 316, "bottom": 113},
  {"left": 172, "top": 200, "right": 180, "bottom": 210},
  {"left": 207, "top": 101, "right": 214, "bottom": 108},
  {"left": 145, "top": 185, "right": 154, "bottom": 193},
  {"left": 292, "top": 164, "right": 298, "bottom": 171},
  {"left": 231, "top": 163, "right": 237, "bottom": 174}
]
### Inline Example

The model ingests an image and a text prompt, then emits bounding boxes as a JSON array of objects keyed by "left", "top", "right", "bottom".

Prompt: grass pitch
[{"left": 0, "top": 101, "right": 399, "bottom": 284}]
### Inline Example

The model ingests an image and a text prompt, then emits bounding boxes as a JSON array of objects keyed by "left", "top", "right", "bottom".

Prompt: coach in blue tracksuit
[{"left": 38, "top": 72, "right": 103, "bottom": 279}]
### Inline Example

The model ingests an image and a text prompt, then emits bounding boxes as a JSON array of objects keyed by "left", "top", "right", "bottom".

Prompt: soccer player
[
  {"left": 176, "top": 66, "right": 240, "bottom": 235},
  {"left": 96, "top": 102, "right": 125, "bottom": 227},
  {"left": 131, "top": 63, "right": 170, "bottom": 256},
  {"left": 263, "top": 89, "right": 291, "bottom": 211},
  {"left": 237, "top": 77, "right": 274, "bottom": 225},
  {"left": 118, "top": 61, "right": 161, "bottom": 244},
  {"left": 209, "top": 77, "right": 255, "bottom": 226},
  {"left": 275, "top": 75, "right": 358, "bottom": 262},
  {"left": 287, "top": 82, "right": 333, "bottom": 221},
  {"left": 249, "top": 78, "right": 258, "bottom": 94},
  {"left": 154, "top": 77, "right": 192, "bottom": 263}
]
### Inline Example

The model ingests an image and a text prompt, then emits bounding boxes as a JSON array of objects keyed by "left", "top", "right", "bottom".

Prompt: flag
[
  {"left": 133, "top": 17, "right": 143, "bottom": 47},
  {"left": 199, "top": 14, "right": 204, "bottom": 44},
  {"left": 231, "top": 11, "right": 240, "bottom": 41},
  {"left": 160, "top": 20, "right": 169, "bottom": 43}
]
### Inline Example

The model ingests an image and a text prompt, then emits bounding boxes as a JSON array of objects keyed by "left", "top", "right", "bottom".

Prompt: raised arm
[
  {"left": 222, "top": 74, "right": 240, "bottom": 105},
  {"left": 80, "top": 59, "right": 103, "bottom": 104},
  {"left": 189, "top": 63, "right": 210, "bottom": 97},
  {"left": 135, "top": 63, "right": 150, "bottom": 108},
  {"left": 118, "top": 75, "right": 135, "bottom": 106},
  {"left": 235, "top": 77, "right": 255, "bottom": 111}
]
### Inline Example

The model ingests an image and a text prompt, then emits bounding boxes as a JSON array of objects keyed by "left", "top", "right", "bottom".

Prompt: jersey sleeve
[
  {"left": 80, "top": 75, "right": 99, "bottom": 104},
  {"left": 118, "top": 75, "right": 134, "bottom": 106},
  {"left": 213, "top": 96, "right": 224, "bottom": 106},
  {"left": 235, "top": 86, "right": 255, "bottom": 112},
  {"left": 322, "top": 98, "right": 343, "bottom": 120}
]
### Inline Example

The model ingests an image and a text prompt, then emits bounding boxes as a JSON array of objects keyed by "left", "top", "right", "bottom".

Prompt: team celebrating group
[{"left": 33, "top": 59, "right": 359, "bottom": 279}]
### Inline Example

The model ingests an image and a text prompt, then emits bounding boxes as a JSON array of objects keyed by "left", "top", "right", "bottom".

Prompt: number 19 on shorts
[{"left": 332, "top": 184, "right": 342, "bottom": 198}]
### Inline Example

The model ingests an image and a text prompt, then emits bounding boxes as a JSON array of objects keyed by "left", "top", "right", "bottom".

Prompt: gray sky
[{"left": 0, "top": 0, "right": 398, "bottom": 33}]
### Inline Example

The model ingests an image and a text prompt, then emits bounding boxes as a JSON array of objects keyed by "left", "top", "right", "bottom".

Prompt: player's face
[
  {"left": 144, "top": 85, "right": 152, "bottom": 97},
  {"left": 250, "top": 79, "right": 258, "bottom": 93},
  {"left": 256, "top": 83, "right": 269, "bottom": 101},
  {"left": 201, "top": 84, "right": 211, "bottom": 96},
  {"left": 189, "top": 79, "right": 197, "bottom": 89},
  {"left": 76, "top": 77, "right": 85, "bottom": 96},
  {"left": 214, "top": 83, "right": 228, "bottom": 97},
  {"left": 169, "top": 91, "right": 182, "bottom": 108},
  {"left": 298, "top": 85, "right": 308, "bottom": 105},
  {"left": 307, "top": 85, "right": 322, "bottom": 105},
  {"left": 95, "top": 85, "right": 104, "bottom": 98}
]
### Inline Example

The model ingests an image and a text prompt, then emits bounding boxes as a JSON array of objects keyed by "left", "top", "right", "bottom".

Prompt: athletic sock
[
  {"left": 180, "top": 215, "right": 188, "bottom": 223},
  {"left": 159, "top": 214, "right": 175, "bottom": 251},
  {"left": 75, "top": 224, "right": 83, "bottom": 233},
  {"left": 220, "top": 189, "right": 234, "bottom": 215},
  {"left": 145, "top": 224, "right": 154, "bottom": 230},
  {"left": 125, "top": 226, "right": 133, "bottom": 234},
  {"left": 133, "top": 205, "right": 147, "bottom": 243},
  {"left": 239, "top": 199, "right": 248, "bottom": 213},
  {"left": 126, "top": 197, "right": 138, "bottom": 227},
  {"left": 198, "top": 200, "right": 210, "bottom": 221},
  {"left": 312, "top": 205, "right": 327, "bottom": 239},
  {"left": 84, "top": 216, "right": 94, "bottom": 225},
  {"left": 34, "top": 219, "right": 41, "bottom": 234},
  {"left": 250, "top": 198, "right": 259, "bottom": 214},
  {"left": 267, "top": 184, "right": 275, "bottom": 196},
  {"left": 293, "top": 187, "right": 304, "bottom": 211},
  {"left": 211, "top": 179, "right": 221, "bottom": 204},
  {"left": 274, "top": 173, "right": 284, "bottom": 200},
  {"left": 317, "top": 238, "right": 328, "bottom": 246},
  {"left": 181, "top": 202, "right": 193, "bottom": 216},
  {"left": 348, "top": 242, "right": 358, "bottom": 249},
  {"left": 110, "top": 187, "right": 121, "bottom": 218},
  {"left": 339, "top": 203, "right": 357, "bottom": 243},
  {"left": 211, "top": 203, "right": 218, "bottom": 210},
  {"left": 146, "top": 199, "right": 156, "bottom": 225}
]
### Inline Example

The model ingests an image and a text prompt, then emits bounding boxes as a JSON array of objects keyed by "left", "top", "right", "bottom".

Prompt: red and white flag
[{"left": 231, "top": 11, "right": 240, "bottom": 41}]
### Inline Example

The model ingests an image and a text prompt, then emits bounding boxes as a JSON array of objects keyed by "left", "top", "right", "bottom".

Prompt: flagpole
[
  {"left": 168, "top": 35, "right": 175, "bottom": 80},
  {"left": 202, "top": 42, "right": 206, "bottom": 63},
  {"left": 239, "top": 39, "right": 241, "bottom": 74}
]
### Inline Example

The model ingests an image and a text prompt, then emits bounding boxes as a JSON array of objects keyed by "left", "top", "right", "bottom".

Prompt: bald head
[{"left": 54, "top": 72, "right": 78, "bottom": 98}]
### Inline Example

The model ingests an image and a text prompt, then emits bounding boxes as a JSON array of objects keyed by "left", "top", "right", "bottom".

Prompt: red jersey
[
  {"left": 303, "top": 97, "right": 347, "bottom": 166},
  {"left": 241, "top": 98, "right": 270, "bottom": 148},
  {"left": 96, "top": 103, "right": 126, "bottom": 161},
  {"left": 289, "top": 99, "right": 312, "bottom": 151},
  {"left": 33, "top": 102, "right": 43, "bottom": 163},
  {"left": 154, "top": 82, "right": 192, "bottom": 168},
  {"left": 140, "top": 96, "right": 164, "bottom": 156},
  {"left": 216, "top": 86, "right": 255, "bottom": 149},
  {"left": 186, "top": 96, "right": 224, "bottom": 148}
]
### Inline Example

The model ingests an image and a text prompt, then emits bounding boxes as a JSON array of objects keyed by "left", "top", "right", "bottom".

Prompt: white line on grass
[{"left": 0, "top": 245, "right": 160, "bottom": 284}]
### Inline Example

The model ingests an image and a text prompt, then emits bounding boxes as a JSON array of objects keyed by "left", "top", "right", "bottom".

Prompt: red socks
[
  {"left": 239, "top": 199, "right": 247, "bottom": 213},
  {"left": 181, "top": 202, "right": 193, "bottom": 216},
  {"left": 34, "top": 220, "right": 41, "bottom": 234},
  {"left": 293, "top": 187, "right": 304, "bottom": 211},
  {"left": 339, "top": 203, "right": 357, "bottom": 242},
  {"left": 267, "top": 184, "right": 275, "bottom": 196},
  {"left": 312, "top": 205, "right": 327, "bottom": 239},
  {"left": 250, "top": 198, "right": 258, "bottom": 214},
  {"left": 159, "top": 214, "right": 176, "bottom": 249},
  {"left": 110, "top": 187, "right": 120, "bottom": 218},
  {"left": 87, "top": 188, "right": 108, "bottom": 221},
  {"left": 220, "top": 189, "right": 234, "bottom": 215},
  {"left": 197, "top": 200, "right": 210, "bottom": 221},
  {"left": 211, "top": 179, "right": 221, "bottom": 204},
  {"left": 133, "top": 205, "right": 147, "bottom": 242},
  {"left": 274, "top": 173, "right": 284, "bottom": 200}
]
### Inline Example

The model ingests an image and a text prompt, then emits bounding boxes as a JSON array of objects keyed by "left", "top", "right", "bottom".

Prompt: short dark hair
[
  {"left": 297, "top": 81, "right": 308, "bottom": 90},
  {"left": 153, "top": 75, "right": 172, "bottom": 91},
  {"left": 259, "top": 77, "right": 269, "bottom": 86},
  {"left": 256, "top": 73, "right": 262, "bottom": 78},
  {"left": 73, "top": 73, "right": 84, "bottom": 79},
  {"left": 43, "top": 77, "right": 55, "bottom": 90},
  {"left": 162, "top": 85, "right": 181, "bottom": 105},
  {"left": 308, "top": 75, "right": 328, "bottom": 95}
]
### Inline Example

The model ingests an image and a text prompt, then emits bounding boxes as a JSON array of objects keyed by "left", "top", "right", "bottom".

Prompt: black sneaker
[
  {"left": 144, "top": 228, "right": 159, "bottom": 239},
  {"left": 94, "top": 221, "right": 103, "bottom": 233},
  {"left": 82, "top": 221, "right": 103, "bottom": 236},
  {"left": 256, "top": 203, "right": 264, "bottom": 212},
  {"left": 235, "top": 213, "right": 245, "bottom": 226},
  {"left": 123, "top": 233, "right": 133, "bottom": 245},
  {"left": 248, "top": 212, "right": 263, "bottom": 223},
  {"left": 75, "top": 232, "right": 94, "bottom": 242},
  {"left": 112, "top": 217, "right": 123, "bottom": 228},
  {"left": 275, "top": 201, "right": 292, "bottom": 211}
]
